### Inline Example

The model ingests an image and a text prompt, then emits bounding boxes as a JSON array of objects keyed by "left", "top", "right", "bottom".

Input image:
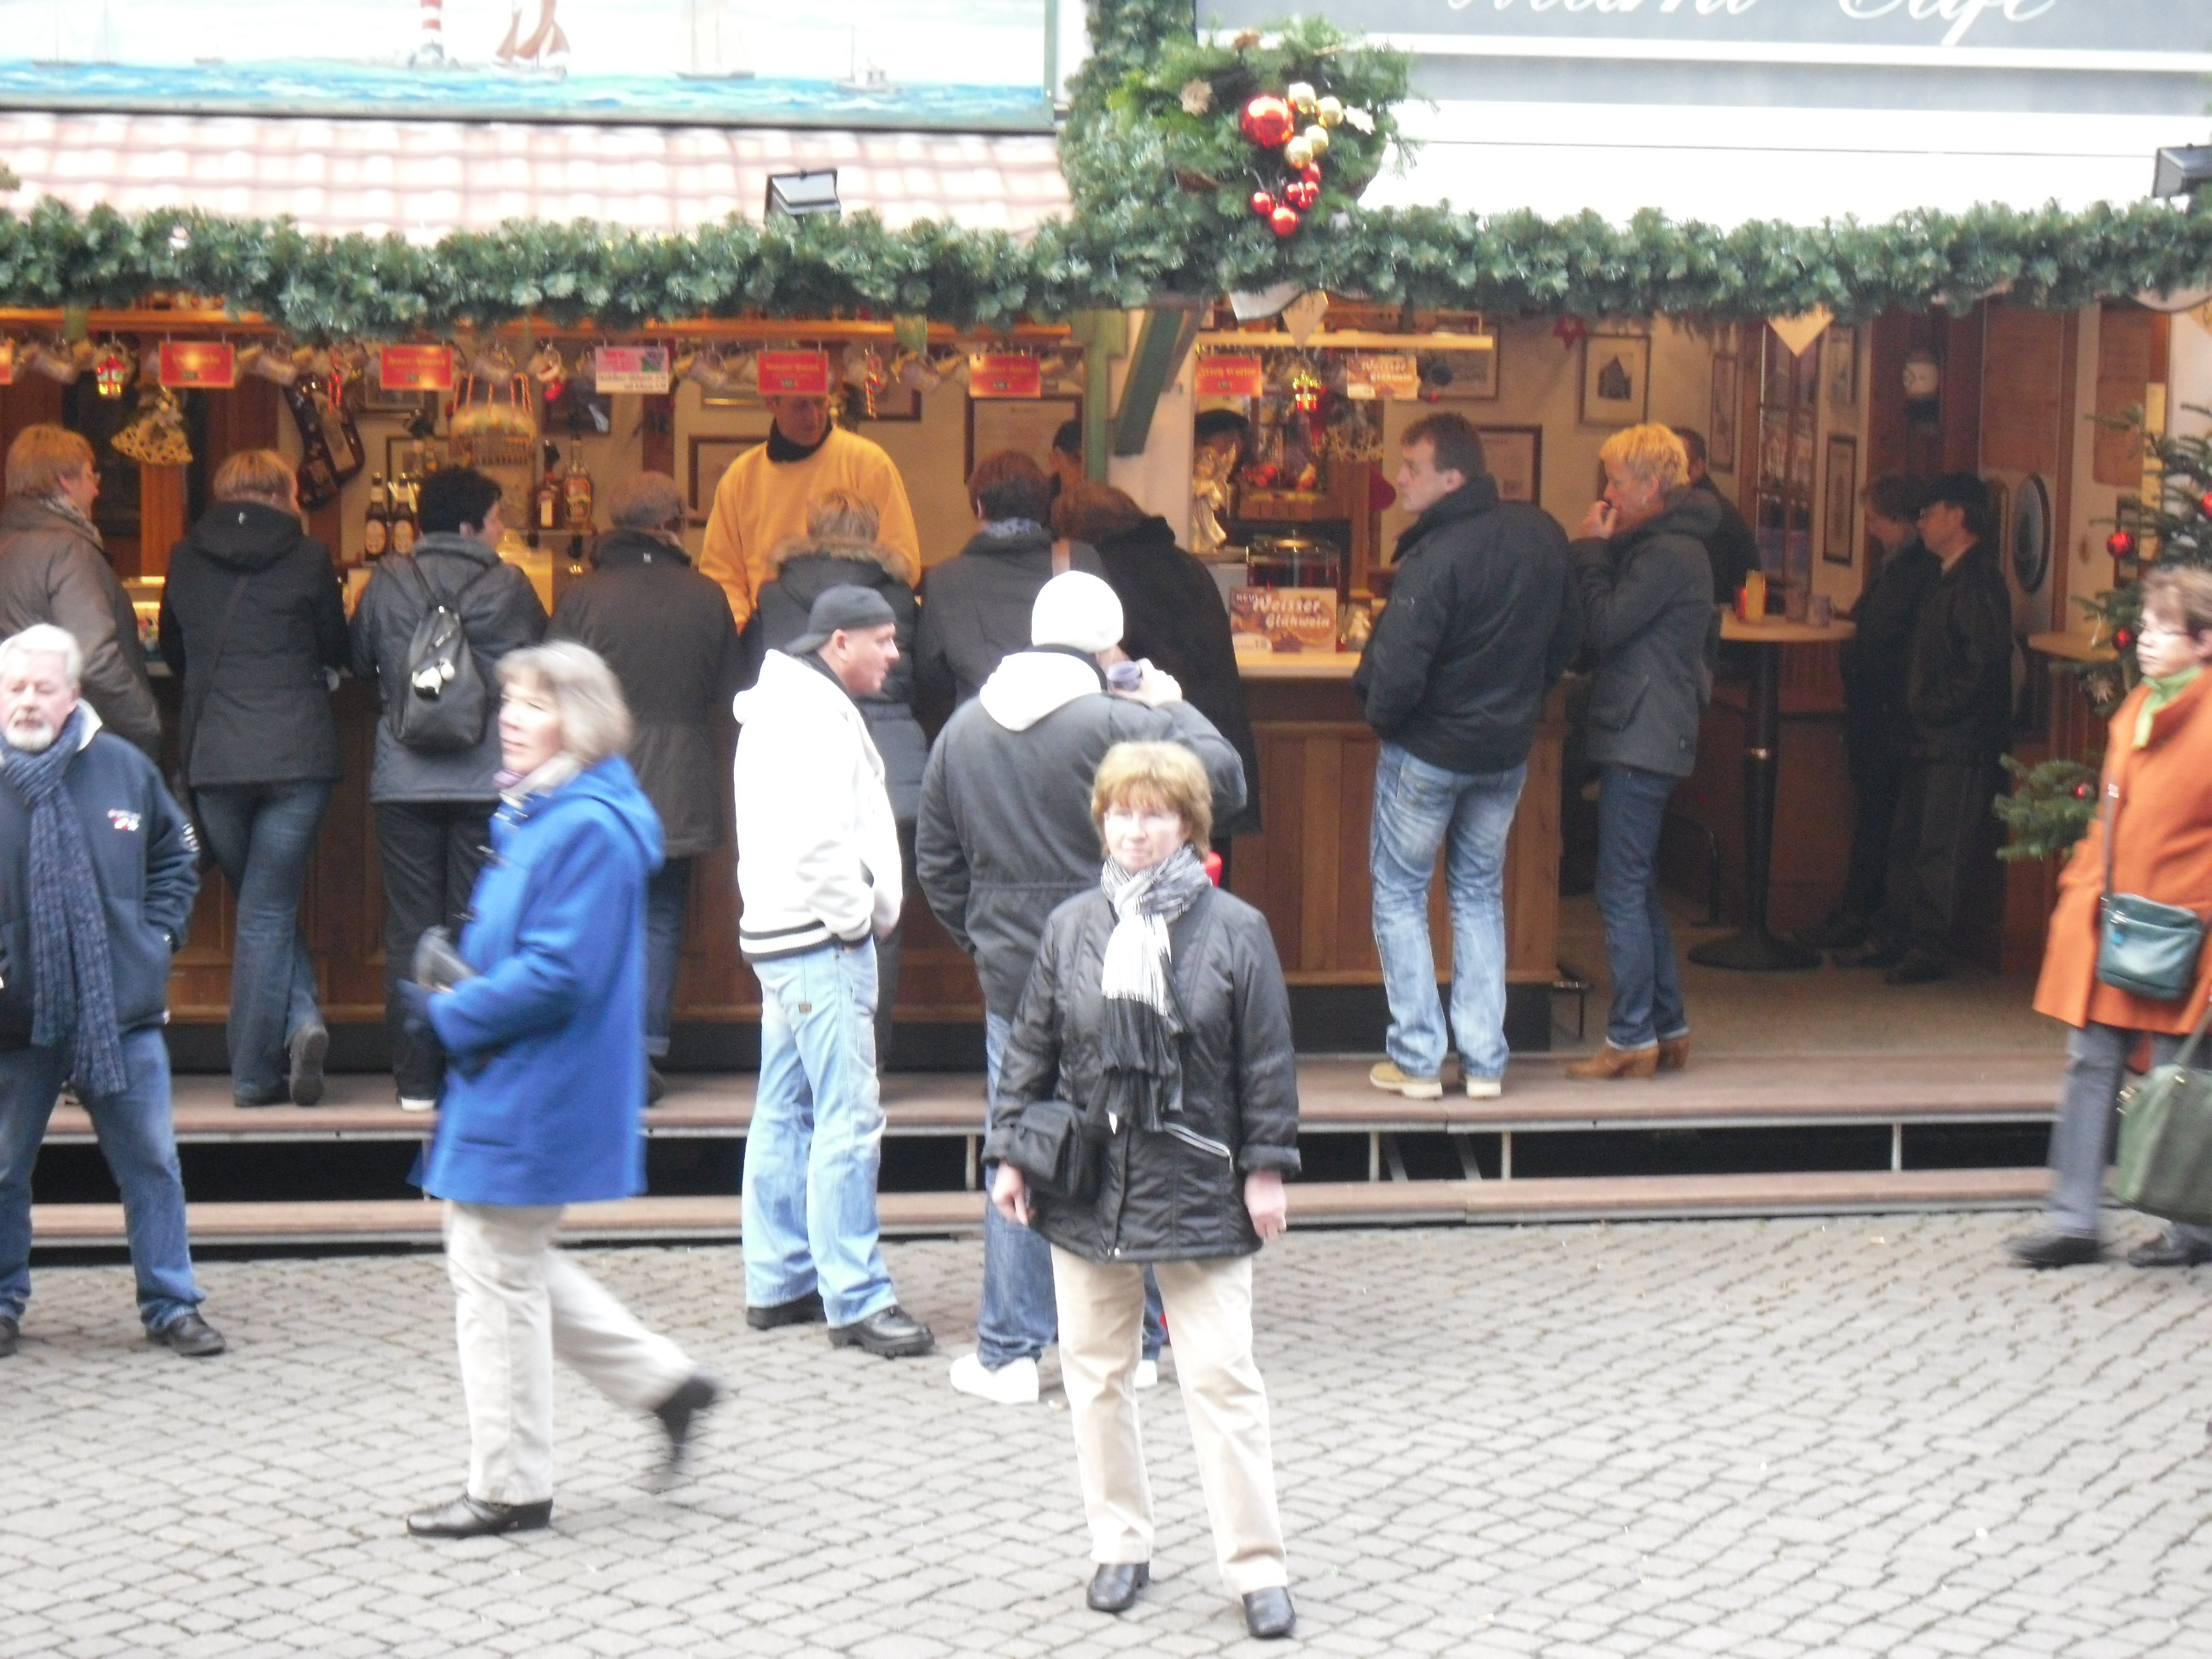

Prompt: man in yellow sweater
[{"left": 699, "top": 395, "right": 922, "bottom": 630}]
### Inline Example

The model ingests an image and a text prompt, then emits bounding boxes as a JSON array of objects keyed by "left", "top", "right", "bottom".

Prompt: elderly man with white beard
[{"left": 0, "top": 624, "right": 219, "bottom": 1359}]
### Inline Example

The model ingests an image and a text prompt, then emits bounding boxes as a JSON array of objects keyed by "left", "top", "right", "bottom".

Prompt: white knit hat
[{"left": 1030, "top": 570, "right": 1125, "bottom": 654}]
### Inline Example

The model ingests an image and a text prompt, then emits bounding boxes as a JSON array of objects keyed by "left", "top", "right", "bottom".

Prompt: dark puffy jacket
[
  {"left": 0, "top": 496, "right": 160, "bottom": 759},
  {"left": 1841, "top": 536, "right": 1942, "bottom": 747},
  {"left": 988, "top": 886, "right": 1301, "bottom": 1263},
  {"left": 1092, "top": 515, "right": 1261, "bottom": 837},
  {"left": 1691, "top": 475, "right": 1761, "bottom": 605},
  {"left": 158, "top": 500, "right": 347, "bottom": 787},
  {"left": 1354, "top": 477, "right": 1581, "bottom": 777},
  {"left": 911, "top": 523, "right": 1104, "bottom": 724},
  {"left": 550, "top": 529, "right": 743, "bottom": 859},
  {"left": 916, "top": 653, "right": 1246, "bottom": 1018},
  {"left": 1573, "top": 489, "right": 1722, "bottom": 780},
  {"left": 0, "top": 720, "right": 199, "bottom": 1047},
  {"left": 348, "top": 533, "right": 548, "bottom": 803},
  {"left": 748, "top": 534, "right": 927, "bottom": 822},
  {"left": 1905, "top": 539, "right": 2014, "bottom": 760}
]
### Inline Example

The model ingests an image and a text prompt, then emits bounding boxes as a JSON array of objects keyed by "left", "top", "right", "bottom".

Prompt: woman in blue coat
[{"left": 401, "top": 641, "right": 719, "bottom": 1540}]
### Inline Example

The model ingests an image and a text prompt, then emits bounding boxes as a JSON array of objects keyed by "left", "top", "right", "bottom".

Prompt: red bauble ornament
[
  {"left": 2108, "top": 529, "right": 2137, "bottom": 559},
  {"left": 2115, "top": 628, "right": 2135, "bottom": 650},
  {"left": 1301, "top": 163, "right": 1321, "bottom": 184},
  {"left": 1285, "top": 178, "right": 1320, "bottom": 211},
  {"left": 2073, "top": 782, "right": 2093, "bottom": 800},
  {"left": 1269, "top": 204, "right": 1301, "bottom": 238},
  {"left": 1241, "top": 95, "right": 1296, "bottom": 149},
  {"left": 2198, "top": 490, "right": 2212, "bottom": 516},
  {"left": 1249, "top": 190, "right": 1277, "bottom": 219}
]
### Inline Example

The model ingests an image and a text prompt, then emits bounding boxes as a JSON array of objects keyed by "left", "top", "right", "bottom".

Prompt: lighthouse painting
[{"left": 0, "top": 0, "right": 1053, "bottom": 129}]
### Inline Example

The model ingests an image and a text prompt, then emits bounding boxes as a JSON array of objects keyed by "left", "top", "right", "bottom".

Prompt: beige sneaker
[
  {"left": 1369, "top": 1061, "right": 1443, "bottom": 1100},
  {"left": 1464, "top": 1074, "right": 1504, "bottom": 1100}
]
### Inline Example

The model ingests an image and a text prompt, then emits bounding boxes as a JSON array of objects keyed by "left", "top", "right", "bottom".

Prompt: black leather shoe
[
  {"left": 745, "top": 1290, "right": 825, "bottom": 1330},
  {"left": 1883, "top": 950, "right": 1947, "bottom": 986},
  {"left": 1831, "top": 940, "right": 1906, "bottom": 969},
  {"left": 1243, "top": 1586, "right": 1298, "bottom": 1640},
  {"left": 0, "top": 1314, "right": 16, "bottom": 1358},
  {"left": 288, "top": 1022, "right": 329, "bottom": 1108},
  {"left": 828, "top": 1304, "right": 935, "bottom": 1358},
  {"left": 2008, "top": 1231, "right": 2104, "bottom": 1268},
  {"left": 1795, "top": 912, "right": 1871, "bottom": 951},
  {"left": 651, "top": 1371, "right": 723, "bottom": 1487},
  {"left": 647, "top": 1064, "right": 668, "bottom": 1106},
  {"left": 1086, "top": 1562, "right": 1149, "bottom": 1613},
  {"left": 405, "top": 1494, "right": 553, "bottom": 1539},
  {"left": 2128, "top": 1229, "right": 2212, "bottom": 1268},
  {"left": 153, "top": 1312, "right": 227, "bottom": 1357}
]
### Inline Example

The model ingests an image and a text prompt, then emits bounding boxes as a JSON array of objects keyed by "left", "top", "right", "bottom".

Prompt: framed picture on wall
[
  {"left": 1472, "top": 426, "right": 1542, "bottom": 504},
  {"left": 1579, "top": 334, "right": 1650, "bottom": 427},
  {"left": 967, "top": 394, "right": 1081, "bottom": 476},
  {"left": 1420, "top": 346, "right": 1499, "bottom": 402},
  {"left": 1826, "top": 325, "right": 1859, "bottom": 407},
  {"left": 687, "top": 425, "right": 773, "bottom": 523},
  {"left": 1823, "top": 434, "right": 1858, "bottom": 565},
  {"left": 1708, "top": 354, "right": 1740, "bottom": 474}
]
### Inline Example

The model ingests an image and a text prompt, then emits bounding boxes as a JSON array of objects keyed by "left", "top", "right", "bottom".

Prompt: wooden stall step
[{"left": 30, "top": 1167, "right": 2046, "bottom": 1251}]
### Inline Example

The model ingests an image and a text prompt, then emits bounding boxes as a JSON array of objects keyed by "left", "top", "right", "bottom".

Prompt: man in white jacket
[{"left": 732, "top": 585, "right": 934, "bottom": 1359}]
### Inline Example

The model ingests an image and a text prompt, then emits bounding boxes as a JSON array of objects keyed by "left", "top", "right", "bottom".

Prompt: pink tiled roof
[{"left": 0, "top": 112, "right": 1070, "bottom": 238}]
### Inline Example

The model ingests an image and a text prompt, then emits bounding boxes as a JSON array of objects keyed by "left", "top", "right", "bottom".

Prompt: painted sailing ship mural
[{"left": 0, "top": 0, "right": 1051, "bottom": 128}]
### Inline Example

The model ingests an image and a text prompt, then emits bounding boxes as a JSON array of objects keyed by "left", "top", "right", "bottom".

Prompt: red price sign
[
  {"left": 380, "top": 344, "right": 454, "bottom": 392},
  {"left": 756, "top": 350, "right": 831, "bottom": 396},
  {"left": 968, "top": 352, "right": 1042, "bottom": 399},
  {"left": 159, "top": 341, "right": 236, "bottom": 389},
  {"left": 1196, "top": 354, "right": 1264, "bottom": 398}
]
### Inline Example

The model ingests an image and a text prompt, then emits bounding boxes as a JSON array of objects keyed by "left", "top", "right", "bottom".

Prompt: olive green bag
[{"left": 2114, "top": 995, "right": 2212, "bottom": 1226}]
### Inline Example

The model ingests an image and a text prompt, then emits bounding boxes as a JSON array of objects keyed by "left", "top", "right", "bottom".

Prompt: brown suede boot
[
  {"left": 1657, "top": 1036, "right": 1690, "bottom": 1073},
  {"left": 1565, "top": 1043, "right": 1660, "bottom": 1080}
]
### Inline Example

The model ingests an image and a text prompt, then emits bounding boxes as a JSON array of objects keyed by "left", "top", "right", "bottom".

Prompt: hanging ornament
[
  {"left": 1179, "top": 79, "right": 1214, "bottom": 117},
  {"left": 1343, "top": 107, "right": 1375, "bottom": 134},
  {"left": 1285, "top": 178, "right": 1319, "bottom": 212},
  {"left": 1240, "top": 95, "right": 1295, "bottom": 149},
  {"left": 2115, "top": 626, "right": 2136, "bottom": 653},
  {"left": 1249, "top": 190, "right": 1278, "bottom": 220},
  {"left": 1270, "top": 204, "right": 1301, "bottom": 239},
  {"left": 2198, "top": 490, "right": 2212, "bottom": 516},
  {"left": 2107, "top": 529, "right": 2138, "bottom": 560},
  {"left": 1553, "top": 316, "right": 1590, "bottom": 352},
  {"left": 2073, "top": 782, "right": 2094, "bottom": 800},
  {"left": 111, "top": 385, "right": 193, "bottom": 467},
  {"left": 1288, "top": 363, "right": 1325, "bottom": 415},
  {"left": 1283, "top": 135, "right": 1314, "bottom": 170},
  {"left": 90, "top": 340, "right": 134, "bottom": 399},
  {"left": 1316, "top": 95, "right": 1344, "bottom": 127},
  {"left": 1285, "top": 82, "right": 1318, "bottom": 114},
  {"left": 1302, "top": 124, "right": 1330, "bottom": 159},
  {"left": 26, "top": 341, "right": 81, "bottom": 384}
]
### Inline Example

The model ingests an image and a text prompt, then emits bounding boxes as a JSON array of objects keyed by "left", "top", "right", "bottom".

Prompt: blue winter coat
[{"left": 416, "top": 756, "right": 664, "bottom": 1208}]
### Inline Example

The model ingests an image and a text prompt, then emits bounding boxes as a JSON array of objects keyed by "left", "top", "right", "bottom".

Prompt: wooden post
[{"left": 136, "top": 464, "right": 188, "bottom": 577}]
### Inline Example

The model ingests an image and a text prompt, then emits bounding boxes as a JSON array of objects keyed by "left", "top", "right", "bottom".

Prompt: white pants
[
  {"left": 444, "top": 1201, "right": 696, "bottom": 1505},
  {"left": 1051, "top": 1248, "right": 1289, "bottom": 1596}
]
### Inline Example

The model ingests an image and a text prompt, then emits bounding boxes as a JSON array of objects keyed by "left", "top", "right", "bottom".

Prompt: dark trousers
[
  {"left": 1594, "top": 764, "right": 1687, "bottom": 1051},
  {"left": 1873, "top": 753, "right": 2000, "bottom": 961},
  {"left": 1840, "top": 721, "right": 1908, "bottom": 923},
  {"left": 644, "top": 857, "right": 693, "bottom": 1060},
  {"left": 194, "top": 780, "right": 333, "bottom": 1097},
  {"left": 375, "top": 800, "right": 493, "bottom": 1099},
  {"left": 872, "top": 818, "right": 917, "bottom": 1069}
]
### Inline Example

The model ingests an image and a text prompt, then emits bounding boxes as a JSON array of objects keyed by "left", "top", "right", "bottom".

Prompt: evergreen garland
[{"left": 0, "top": 0, "right": 2202, "bottom": 336}]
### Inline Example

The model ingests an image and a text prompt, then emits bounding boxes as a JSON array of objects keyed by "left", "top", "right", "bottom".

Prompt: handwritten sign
[
  {"left": 1346, "top": 353, "right": 1418, "bottom": 400},
  {"left": 379, "top": 344, "right": 454, "bottom": 393},
  {"left": 756, "top": 350, "right": 830, "bottom": 396},
  {"left": 1196, "top": 354, "right": 1265, "bottom": 399},
  {"left": 159, "top": 341, "right": 236, "bottom": 389},
  {"left": 593, "top": 345, "right": 672, "bottom": 394},
  {"left": 968, "top": 353, "right": 1043, "bottom": 399},
  {"left": 1229, "top": 587, "right": 1338, "bottom": 655}
]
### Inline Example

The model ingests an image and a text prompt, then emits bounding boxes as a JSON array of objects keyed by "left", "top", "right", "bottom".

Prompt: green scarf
[{"left": 2134, "top": 666, "right": 2202, "bottom": 749}]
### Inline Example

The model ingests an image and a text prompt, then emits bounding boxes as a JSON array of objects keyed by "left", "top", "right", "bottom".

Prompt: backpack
[{"left": 389, "top": 556, "right": 502, "bottom": 754}]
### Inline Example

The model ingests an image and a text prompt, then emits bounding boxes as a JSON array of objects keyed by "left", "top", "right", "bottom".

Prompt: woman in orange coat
[{"left": 2012, "top": 567, "right": 2212, "bottom": 1269}]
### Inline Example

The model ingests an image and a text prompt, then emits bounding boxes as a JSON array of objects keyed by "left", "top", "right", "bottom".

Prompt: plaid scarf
[
  {"left": 1096, "top": 843, "right": 1212, "bottom": 1132},
  {"left": 2, "top": 707, "right": 127, "bottom": 1095}
]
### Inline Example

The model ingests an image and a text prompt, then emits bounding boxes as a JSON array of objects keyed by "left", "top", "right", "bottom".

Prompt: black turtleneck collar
[{"left": 768, "top": 426, "right": 831, "bottom": 464}]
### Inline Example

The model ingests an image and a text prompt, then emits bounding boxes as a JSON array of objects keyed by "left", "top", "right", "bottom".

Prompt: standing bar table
[{"left": 1687, "top": 613, "right": 1857, "bottom": 972}]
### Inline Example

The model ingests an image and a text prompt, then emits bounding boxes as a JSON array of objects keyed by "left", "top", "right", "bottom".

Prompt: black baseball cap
[{"left": 786, "top": 584, "right": 898, "bottom": 656}]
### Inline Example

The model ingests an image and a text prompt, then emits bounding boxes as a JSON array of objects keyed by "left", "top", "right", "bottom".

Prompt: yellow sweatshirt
[{"left": 697, "top": 427, "right": 921, "bottom": 630}]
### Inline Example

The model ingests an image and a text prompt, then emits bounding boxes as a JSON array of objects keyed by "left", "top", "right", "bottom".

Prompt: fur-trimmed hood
[{"left": 764, "top": 533, "right": 916, "bottom": 585}]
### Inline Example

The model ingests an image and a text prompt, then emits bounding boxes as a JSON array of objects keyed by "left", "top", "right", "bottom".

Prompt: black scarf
[
  {"left": 1096, "top": 843, "right": 1213, "bottom": 1132},
  {"left": 3, "top": 707, "right": 127, "bottom": 1095}
]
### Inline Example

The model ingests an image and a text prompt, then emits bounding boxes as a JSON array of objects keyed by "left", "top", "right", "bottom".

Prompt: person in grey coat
[
  {"left": 550, "top": 472, "right": 744, "bottom": 1099},
  {"left": 749, "top": 490, "right": 927, "bottom": 1065},
  {"left": 0, "top": 424, "right": 161, "bottom": 760},
  {"left": 1566, "top": 426, "right": 1720, "bottom": 1080},
  {"left": 350, "top": 467, "right": 547, "bottom": 1109},
  {"left": 917, "top": 570, "right": 1244, "bottom": 1406}
]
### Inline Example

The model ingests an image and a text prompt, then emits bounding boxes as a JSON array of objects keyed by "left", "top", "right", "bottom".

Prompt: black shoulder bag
[{"left": 171, "top": 571, "right": 253, "bottom": 871}]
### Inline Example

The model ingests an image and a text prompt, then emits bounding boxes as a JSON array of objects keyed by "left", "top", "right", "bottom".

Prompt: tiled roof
[{"left": 0, "top": 111, "right": 1070, "bottom": 238}]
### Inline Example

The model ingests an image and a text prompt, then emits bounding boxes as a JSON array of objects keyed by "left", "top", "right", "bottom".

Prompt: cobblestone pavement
[{"left": 5, "top": 1213, "right": 2212, "bottom": 1657}]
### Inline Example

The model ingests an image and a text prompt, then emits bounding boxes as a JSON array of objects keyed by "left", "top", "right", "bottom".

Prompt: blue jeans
[
  {"left": 0, "top": 1027, "right": 203, "bottom": 1331},
  {"left": 1369, "top": 744, "right": 1527, "bottom": 1081},
  {"left": 1595, "top": 765, "right": 1688, "bottom": 1051},
  {"left": 745, "top": 940, "right": 896, "bottom": 1328},
  {"left": 195, "top": 781, "right": 331, "bottom": 1097},
  {"left": 644, "top": 858, "right": 692, "bottom": 1059},
  {"left": 979, "top": 1010, "right": 1162, "bottom": 1367}
]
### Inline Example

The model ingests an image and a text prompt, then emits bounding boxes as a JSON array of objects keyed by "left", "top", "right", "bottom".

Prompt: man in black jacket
[
  {"left": 1672, "top": 428, "right": 1761, "bottom": 607},
  {"left": 0, "top": 625, "right": 222, "bottom": 1359},
  {"left": 1355, "top": 413, "right": 1581, "bottom": 1101},
  {"left": 1835, "top": 473, "right": 2013, "bottom": 984}
]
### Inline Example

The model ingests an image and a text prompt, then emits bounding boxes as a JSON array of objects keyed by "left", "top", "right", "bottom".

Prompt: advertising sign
[
  {"left": 968, "top": 352, "right": 1043, "bottom": 399},
  {"left": 1230, "top": 588, "right": 1339, "bottom": 655},
  {"left": 158, "top": 341, "right": 237, "bottom": 389},
  {"left": 593, "top": 345, "right": 672, "bottom": 394},
  {"left": 379, "top": 344, "right": 455, "bottom": 392},
  {"left": 756, "top": 349, "right": 830, "bottom": 396},
  {"left": 1196, "top": 354, "right": 1266, "bottom": 399}
]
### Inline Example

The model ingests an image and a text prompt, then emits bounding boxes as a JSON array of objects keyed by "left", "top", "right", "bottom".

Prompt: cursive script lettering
[{"left": 1458, "top": 0, "right": 2064, "bottom": 43}]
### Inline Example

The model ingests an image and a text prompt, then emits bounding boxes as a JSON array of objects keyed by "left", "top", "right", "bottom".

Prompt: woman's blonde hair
[
  {"left": 806, "top": 488, "right": 882, "bottom": 544},
  {"left": 1091, "top": 741, "right": 1214, "bottom": 855},
  {"left": 212, "top": 449, "right": 298, "bottom": 509},
  {"left": 1598, "top": 424, "right": 1691, "bottom": 494},
  {"left": 6, "top": 424, "right": 94, "bottom": 498},
  {"left": 2141, "top": 565, "right": 2212, "bottom": 637},
  {"left": 498, "top": 641, "right": 633, "bottom": 766}
]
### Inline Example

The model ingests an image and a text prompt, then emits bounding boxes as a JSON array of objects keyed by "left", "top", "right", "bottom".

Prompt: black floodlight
[
  {"left": 2152, "top": 145, "right": 2212, "bottom": 199},
  {"left": 766, "top": 170, "right": 841, "bottom": 219}
]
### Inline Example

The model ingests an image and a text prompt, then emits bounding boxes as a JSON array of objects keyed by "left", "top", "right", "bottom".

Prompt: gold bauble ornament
[
  {"left": 1316, "top": 95, "right": 1343, "bottom": 126},
  {"left": 1303, "top": 124, "right": 1330, "bottom": 158},
  {"left": 1286, "top": 81, "right": 1317, "bottom": 114},
  {"left": 1283, "top": 136, "right": 1314, "bottom": 170}
]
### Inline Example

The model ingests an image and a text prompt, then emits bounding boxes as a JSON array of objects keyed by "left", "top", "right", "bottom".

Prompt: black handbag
[
  {"left": 1002, "top": 1097, "right": 1104, "bottom": 1203},
  {"left": 2096, "top": 780, "right": 2208, "bottom": 1003}
]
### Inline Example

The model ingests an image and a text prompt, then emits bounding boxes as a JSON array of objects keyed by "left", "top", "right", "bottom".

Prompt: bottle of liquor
[
  {"left": 563, "top": 447, "right": 594, "bottom": 534},
  {"left": 535, "top": 442, "right": 563, "bottom": 546},
  {"left": 363, "top": 473, "right": 390, "bottom": 562},
  {"left": 390, "top": 470, "right": 418, "bottom": 557}
]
